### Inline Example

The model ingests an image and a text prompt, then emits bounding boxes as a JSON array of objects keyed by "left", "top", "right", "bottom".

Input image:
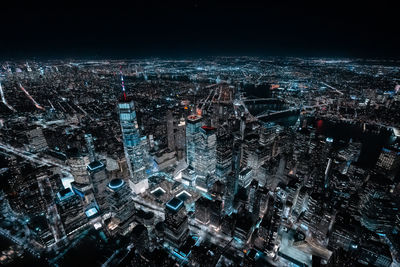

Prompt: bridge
[
  {"left": 242, "top": 98, "right": 280, "bottom": 102},
  {"left": 321, "top": 82, "right": 344, "bottom": 95},
  {"left": 256, "top": 108, "right": 300, "bottom": 119}
]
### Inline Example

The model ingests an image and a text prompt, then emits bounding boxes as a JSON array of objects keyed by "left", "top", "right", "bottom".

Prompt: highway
[
  {"left": 0, "top": 143, "right": 70, "bottom": 171},
  {"left": 0, "top": 82, "right": 16, "bottom": 112},
  {"left": 0, "top": 228, "right": 41, "bottom": 257},
  {"left": 18, "top": 83, "right": 45, "bottom": 110}
]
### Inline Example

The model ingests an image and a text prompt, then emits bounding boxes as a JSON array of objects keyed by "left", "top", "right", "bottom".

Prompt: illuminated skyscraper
[
  {"left": 223, "top": 141, "right": 241, "bottom": 214},
  {"left": 186, "top": 115, "right": 202, "bottom": 169},
  {"left": 118, "top": 69, "right": 149, "bottom": 194},
  {"left": 167, "top": 110, "right": 175, "bottom": 151},
  {"left": 164, "top": 197, "right": 189, "bottom": 249},
  {"left": 216, "top": 132, "right": 233, "bottom": 181},
  {"left": 323, "top": 137, "right": 334, "bottom": 190},
  {"left": 176, "top": 117, "right": 186, "bottom": 160},
  {"left": 84, "top": 134, "right": 96, "bottom": 162},
  {"left": 197, "top": 126, "right": 217, "bottom": 175},
  {"left": 106, "top": 178, "right": 136, "bottom": 235},
  {"left": 87, "top": 160, "right": 108, "bottom": 210},
  {"left": 223, "top": 171, "right": 237, "bottom": 215},
  {"left": 195, "top": 126, "right": 217, "bottom": 191},
  {"left": 66, "top": 148, "right": 90, "bottom": 185},
  {"left": 56, "top": 188, "right": 88, "bottom": 236}
]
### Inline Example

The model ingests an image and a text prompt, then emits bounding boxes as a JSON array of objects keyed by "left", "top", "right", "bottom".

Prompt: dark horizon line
[{"left": 2, "top": 53, "right": 400, "bottom": 62}]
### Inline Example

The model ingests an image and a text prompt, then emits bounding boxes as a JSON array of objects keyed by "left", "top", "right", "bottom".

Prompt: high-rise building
[
  {"left": 319, "top": 137, "right": 334, "bottom": 191},
  {"left": 210, "top": 199, "right": 223, "bottom": 228},
  {"left": 66, "top": 147, "right": 95, "bottom": 205},
  {"left": 247, "top": 180, "right": 261, "bottom": 222},
  {"left": 56, "top": 188, "right": 88, "bottom": 236},
  {"left": 232, "top": 140, "right": 242, "bottom": 182},
  {"left": 197, "top": 126, "right": 217, "bottom": 175},
  {"left": 175, "top": 117, "right": 186, "bottom": 160},
  {"left": 194, "top": 126, "right": 217, "bottom": 191},
  {"left": 223, "top": 140, "right": 241, "bottom": 214},
  {"left": 215, "top": 132, "right": 233, "bottom": 181},
  {"left": 223, "top": 171, "right": 238, "bottom": 215},
  {"left": 195, "top": 197, "right": 212, "bottom": 224},
  {"left": 87, "top": 160, "right": 108, "bottom": 211},
  {"left": 238, "top": 167, "right": 253, "bottom": 189},
  {"left": 166, "top": 110, "right": 175, "bottom": 151},
  {"left": 376, "top": 146, "right": 400, "bottom": 172},
  {"left": 131, "top": 223, "right": 149, "bottom": 254},
  {"left": 106, "top": 178, "right": 136, "bottom": 235},
  {"left": 186, "top": 115, "right": 202, "bottom": 169},
  {"left": 164, "top": 197, "right": 189, "bottom": 249},
  {"left": 265, "top": 190, "right": 285, "bottom": 256},
  {"left": 66, "top": 148, "right": 90, "bottom": 185},
  {"left": 26, "top": 127, "right": 48, "bottom": 153},
  {"left": 223, "top": 141, "right": 241, "bottom": 214},
  {"left": 239, "top": 116, "right": 246, "bottom": 140},
  {"left": 118, "top": 97, "right": 149, "bottom": 194},
  {"left": 84, "top": 134, "right": 96, "bottom": 162}
]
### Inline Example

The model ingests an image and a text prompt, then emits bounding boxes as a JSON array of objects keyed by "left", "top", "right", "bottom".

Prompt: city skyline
[
  {"left": 1, "top": 57, "right": 399, "bottom": 266},
  {"left": 1, "top": 2, "right": 400, "bottom": 267}
]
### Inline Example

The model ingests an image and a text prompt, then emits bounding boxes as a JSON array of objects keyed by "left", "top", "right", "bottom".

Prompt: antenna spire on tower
[{"left": 119, "top": 66, "right": 127, "bottom": 101}]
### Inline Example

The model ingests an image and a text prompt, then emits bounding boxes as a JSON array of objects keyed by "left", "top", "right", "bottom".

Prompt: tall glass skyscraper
[
  {"left": 118, "top": 98, "right": 149, "bottom": 194},
  {"left": 195, "top": 126, "right": 217, "bottom": 191},
  {"left": 197, "top": 126, "right": 217, "bottom": 176},
  {"left": 84, "top": 134, "right": 96, "bottom": 162},
  {"left": 216, "top": 132, "right": 233, "bottom": 180},
  {"left": 106, "top": 178, "right": 136, "bottom": 235},
  {"left": 186, "top": 115, "right": 202, "bottom": 169},
  {"left": 223, "top": 141, "right": 241, "bottom": 214}
]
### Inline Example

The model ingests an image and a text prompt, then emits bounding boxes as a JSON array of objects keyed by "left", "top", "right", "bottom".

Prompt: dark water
[
  {"left": 308, "top": 117, "right": 395, "bottom": 167},
  {"left": 266, "top": 114, "right": 299, "bottom": 127},
  {"left": 242, "top": 83, "right": 272, "bottom": 99}
]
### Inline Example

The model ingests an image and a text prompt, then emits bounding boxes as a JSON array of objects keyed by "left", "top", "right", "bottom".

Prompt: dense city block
[{"left": 0, "top": 57, "right": 400, "bottom": 266}]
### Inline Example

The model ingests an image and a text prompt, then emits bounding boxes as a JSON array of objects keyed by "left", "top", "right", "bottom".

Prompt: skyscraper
[
  {"left": 195, "top": 126, "right": 217, "bottom": 191},
  {"left": 106, "top": 178, "right": 136, "bottom": 235},
  {"left": 175, "top": 117, "right": 186, "bottom": 160},
  {"left": 66, "top": 148, "right": 90, "bottom": 185},
  {"left": 56, "top": 188, "right": 88, "bottom": 236},
  {"left": 223, "top": 171, "right": 238, "bottom": 215},
  {"left": 223, "top": 141, "right": 241, "bottom": 214},
  {"left": 87, "top": 160, "right": 108, "bottom": 211},
  {"left": 84, "top": 134, "right": 96, "bottom": 162},
  {"left": 166, "top": 110, "right": 175, "bottom": 152},
  {"left": 186, "top": 115, "right": 202, "bottom": 169},
  {"left": 195, "top": 197, "right": 211, "bottom": 224},
  {"left": 118, "top": 69, "right": 149, "bottom": 194},
  {"left": 197, "top": 126, "right": 217, "bottom": 175},
  {"left": 166, "top": 111, "right": 186, "bottom": 160},
  {"left": 216, "top": 132, "right": 233, "bottom": 181},
  {"left": 164, "top": 197, "right": 189, "bottom": 249}
]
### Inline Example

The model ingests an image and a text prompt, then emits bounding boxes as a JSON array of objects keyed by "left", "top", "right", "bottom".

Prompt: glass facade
[{"left": 118, "top": 99, "right": 148, "bottom": 194}]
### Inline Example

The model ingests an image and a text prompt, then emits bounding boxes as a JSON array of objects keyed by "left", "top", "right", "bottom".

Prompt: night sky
[{"left": 2, "top": 1, "right": 399, "bottom": 59}]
